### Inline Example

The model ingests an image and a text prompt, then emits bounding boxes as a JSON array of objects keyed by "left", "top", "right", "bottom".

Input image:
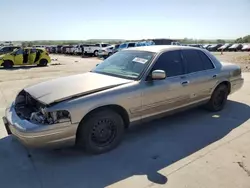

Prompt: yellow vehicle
[{"left": 0, "top": 47, "right": 51, "bottom": 68}]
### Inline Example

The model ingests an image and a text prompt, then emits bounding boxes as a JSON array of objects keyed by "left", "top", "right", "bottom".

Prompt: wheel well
[
  {"left": 218, "top": 81, "right": 231, "bottom": 94},
  {"left": 79, "top": 105, "right": 130, "bottom": 128}
]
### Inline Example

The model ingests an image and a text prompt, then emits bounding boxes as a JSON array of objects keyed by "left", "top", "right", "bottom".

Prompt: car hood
[{"left": 24, "top": 72, "right": 133, "bottom": 105}]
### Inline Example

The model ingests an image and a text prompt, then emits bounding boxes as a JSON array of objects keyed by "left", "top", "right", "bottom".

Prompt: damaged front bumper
[{"left": 2, "top": 103, "right": 78, "bottom": 148}]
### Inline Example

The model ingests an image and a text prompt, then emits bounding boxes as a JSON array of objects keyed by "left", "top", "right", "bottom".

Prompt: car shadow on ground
[{"left": 0, "top": 100, "right": 249, "bottom": 188}]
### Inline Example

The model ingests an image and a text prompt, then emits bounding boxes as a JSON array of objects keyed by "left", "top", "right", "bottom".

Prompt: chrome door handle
[{"left": 181, "top": 81, "right": 189, "bottom": 86}]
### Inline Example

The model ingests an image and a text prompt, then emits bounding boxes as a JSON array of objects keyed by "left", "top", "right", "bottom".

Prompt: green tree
[{"left": 216, "top": 39, "right": 226, "bottom": 44}]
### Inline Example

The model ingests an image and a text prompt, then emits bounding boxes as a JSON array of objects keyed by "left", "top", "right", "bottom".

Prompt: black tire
[
  {"left": 94, "top": 50, "right": 98, "bottom": 57},
  {"left": 108, "top": 52, "right": 112, "bottom": 57},
  {"left": 205, "top": 84, "right": 229, "bottom": 112},
  {"left": 76, "top": 109, "right": 125, "bottom": 154},
  {"left": 3, "top": 60, "right": 13, "bottom": 69},
  {"left": 38, "top": 59, "right": 48, "bottom": 67}
]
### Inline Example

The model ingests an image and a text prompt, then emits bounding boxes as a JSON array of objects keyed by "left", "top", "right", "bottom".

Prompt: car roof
[{"left": 123, "top": 45, "right": 202, "bottom": 53}]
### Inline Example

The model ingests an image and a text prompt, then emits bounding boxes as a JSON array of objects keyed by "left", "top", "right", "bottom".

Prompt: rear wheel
[
  {"left": 38, "top": 59, "right": 48, "bottom": 67},
  {"left": 76, "top": 110, "right": 125, "bottom": 154},
  {"left": 205, "top": 84, "right": 229, "bottom": 112},
  {"left": 3, "top": 60, "right": 13, "bottom": 69}
]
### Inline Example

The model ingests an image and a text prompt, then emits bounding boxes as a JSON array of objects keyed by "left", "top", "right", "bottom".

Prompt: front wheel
[
  {"left": 205, "top": 84, "right": 229, "bottom": 112},
  {"left": 76, "top": 110, "right": 125, "bottom": 154}
]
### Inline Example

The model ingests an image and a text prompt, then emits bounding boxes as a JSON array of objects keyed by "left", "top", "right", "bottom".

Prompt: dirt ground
[{"left": 213, "top": 52, "right": 250, "bottom": 72}]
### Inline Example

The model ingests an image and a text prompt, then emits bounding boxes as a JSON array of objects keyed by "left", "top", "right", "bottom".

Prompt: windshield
[{"left": 91, "top": 50, "right": 156, "bottom": 80}]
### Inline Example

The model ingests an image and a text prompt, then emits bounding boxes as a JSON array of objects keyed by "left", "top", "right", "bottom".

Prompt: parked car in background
[
  {"left": 49, "top": 46, "right": 57, "bottom": 53},
  {"left": 187, "top": 44, "right": 205, "bottom": 48},
  {"left": 217, "top": 43, "right": 232, "bottom": 51},
  {"left": 33, "top": 45, "right": 46, "bottom": 48},
  {"left": 0, "top": 47, "right": 51, "bottom": 68},
  {"left": 171, "top": 41, "right": 181, "bottom": 45},
  {"left": 117, "top": 42, "right": 137, "bottom": 52},
  {"left": 83, "top": 43, "right": 111, "bottom": 56},
  {"left": 65, "top": 45, "right": 74, "bottom": 55},
  {"left": 61, "top": 45, "right": 71, "bottom": 54},
  {"left": 3, "top": 45, "right": 244, "bottom": 154},
  {"left": 136, "top": 41, "right": 156, "bottom": 47},
  {"left": 228, "top": 44, "right": 243, "bottom": 52},
  {"left": 56, "top": 45, "right": 63, "bottom": 53},
  {"left": 0, "top": 46, "right": 21, "bottom": 55},
  {"left": 98, "top": 44, "right": 120, "bottom": 59},
  {"left": 0, "top": 41, "right": 13, "bottom": 47},
  {"left": 208, "top": 44, "right": 223, "bottom": 51},
  {"left": 203, "top": 44, "right": 210, "bottom": 49},
  {"left": 241, "top": 44, "right": 250, "bottom": 51},
  {"left": 72, "top": 45, "right": 84, "bottom": 55}
]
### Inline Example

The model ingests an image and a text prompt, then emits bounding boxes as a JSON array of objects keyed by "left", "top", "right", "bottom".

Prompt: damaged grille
[{"left": 14, "top": 90, "right": 46, "bottom": 120}]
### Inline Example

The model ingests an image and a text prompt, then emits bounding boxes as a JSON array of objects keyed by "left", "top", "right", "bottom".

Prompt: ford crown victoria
[{"left": 3, "top": 46, "right": 244, "bottom": 154}]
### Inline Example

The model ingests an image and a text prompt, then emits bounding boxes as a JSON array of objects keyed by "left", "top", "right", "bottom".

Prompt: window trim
[
  {"left": 180, "top": 49, "right": 216, "bottom": 76},
  {"left": 142, "top": 49, "right": 187, "bottom": 81}
]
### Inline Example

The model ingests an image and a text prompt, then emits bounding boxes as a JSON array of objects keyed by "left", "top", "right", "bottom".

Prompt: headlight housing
[{"left": 30, "top": 109, "right": 71, "bottom": 125}]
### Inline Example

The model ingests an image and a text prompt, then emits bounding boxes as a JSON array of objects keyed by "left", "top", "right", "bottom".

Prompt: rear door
[
  {"left": 181, "top": 49, "right": 218, "bottom": 103},
  {"left": 29, "top": 48, "right": 36, "bottom": 64},
  {"left": 140, "top": 50, "right": 191, "bottom": 119}
]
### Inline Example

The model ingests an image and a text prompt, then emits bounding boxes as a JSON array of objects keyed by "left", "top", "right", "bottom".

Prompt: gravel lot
[
  {"left": 213, "top": 51, "right": 250, "bottom": 72},
  {"left": 0, "top": 53, "right": 249, "bottom": 188}
]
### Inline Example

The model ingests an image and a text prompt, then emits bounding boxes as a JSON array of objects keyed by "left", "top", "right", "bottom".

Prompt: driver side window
[{"left": 151, "top": 50, "right": 185, "bottom": 77}]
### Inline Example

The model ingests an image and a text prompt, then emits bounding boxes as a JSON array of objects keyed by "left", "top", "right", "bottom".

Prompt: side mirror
[{"left": 151, "top": 70, "right": 166, "bottom": 80}]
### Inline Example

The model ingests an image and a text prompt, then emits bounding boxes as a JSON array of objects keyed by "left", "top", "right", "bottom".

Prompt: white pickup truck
[{"left": 83, "top": 43, "right": 111, "bottom": 56}]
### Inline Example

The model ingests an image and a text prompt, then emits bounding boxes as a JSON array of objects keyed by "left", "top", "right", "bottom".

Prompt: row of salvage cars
[
  {"left": 2, "top": 45, "right": 244, "bottom": 154},
  {"left": 46, "top": 41, "right": 156, "bottom": 59},
  {"left": 203, "top": 43, "right": 250, "bottom": 52}
]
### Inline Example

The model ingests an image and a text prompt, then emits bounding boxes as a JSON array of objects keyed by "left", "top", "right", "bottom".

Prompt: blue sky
[{"left": 1, "top": 0, "right": 249, "bottom": 41}]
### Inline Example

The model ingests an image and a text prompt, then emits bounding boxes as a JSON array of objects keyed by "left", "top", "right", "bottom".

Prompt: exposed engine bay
[{"left": 14, "top": 90, "right": 70, "bottom": 124}]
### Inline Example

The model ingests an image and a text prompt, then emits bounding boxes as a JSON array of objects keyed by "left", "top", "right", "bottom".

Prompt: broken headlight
[{"left": 30, "top": 109, "right": 71, "bottom": 125}]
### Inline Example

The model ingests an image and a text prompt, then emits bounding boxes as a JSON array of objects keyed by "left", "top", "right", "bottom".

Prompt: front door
[
  {"left": 14, "top": 49, "right": 24, "bottom": 65},
  {"left": 140, "top": 50, "right": 191, "bottom": 119}
]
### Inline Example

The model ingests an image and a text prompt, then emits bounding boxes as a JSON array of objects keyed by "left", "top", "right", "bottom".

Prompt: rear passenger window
[
  {"left": 197, "top": 51, "right": 214, "bottom": 70},
  {"left": 152, "top": 50, "right": 184, "bottom": 77},
  {"left": 182, "top": 50, "right": 204, "bottom": 73},
  {"left": 30, "top": 49, "right": 36, "bottom": 53}
]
